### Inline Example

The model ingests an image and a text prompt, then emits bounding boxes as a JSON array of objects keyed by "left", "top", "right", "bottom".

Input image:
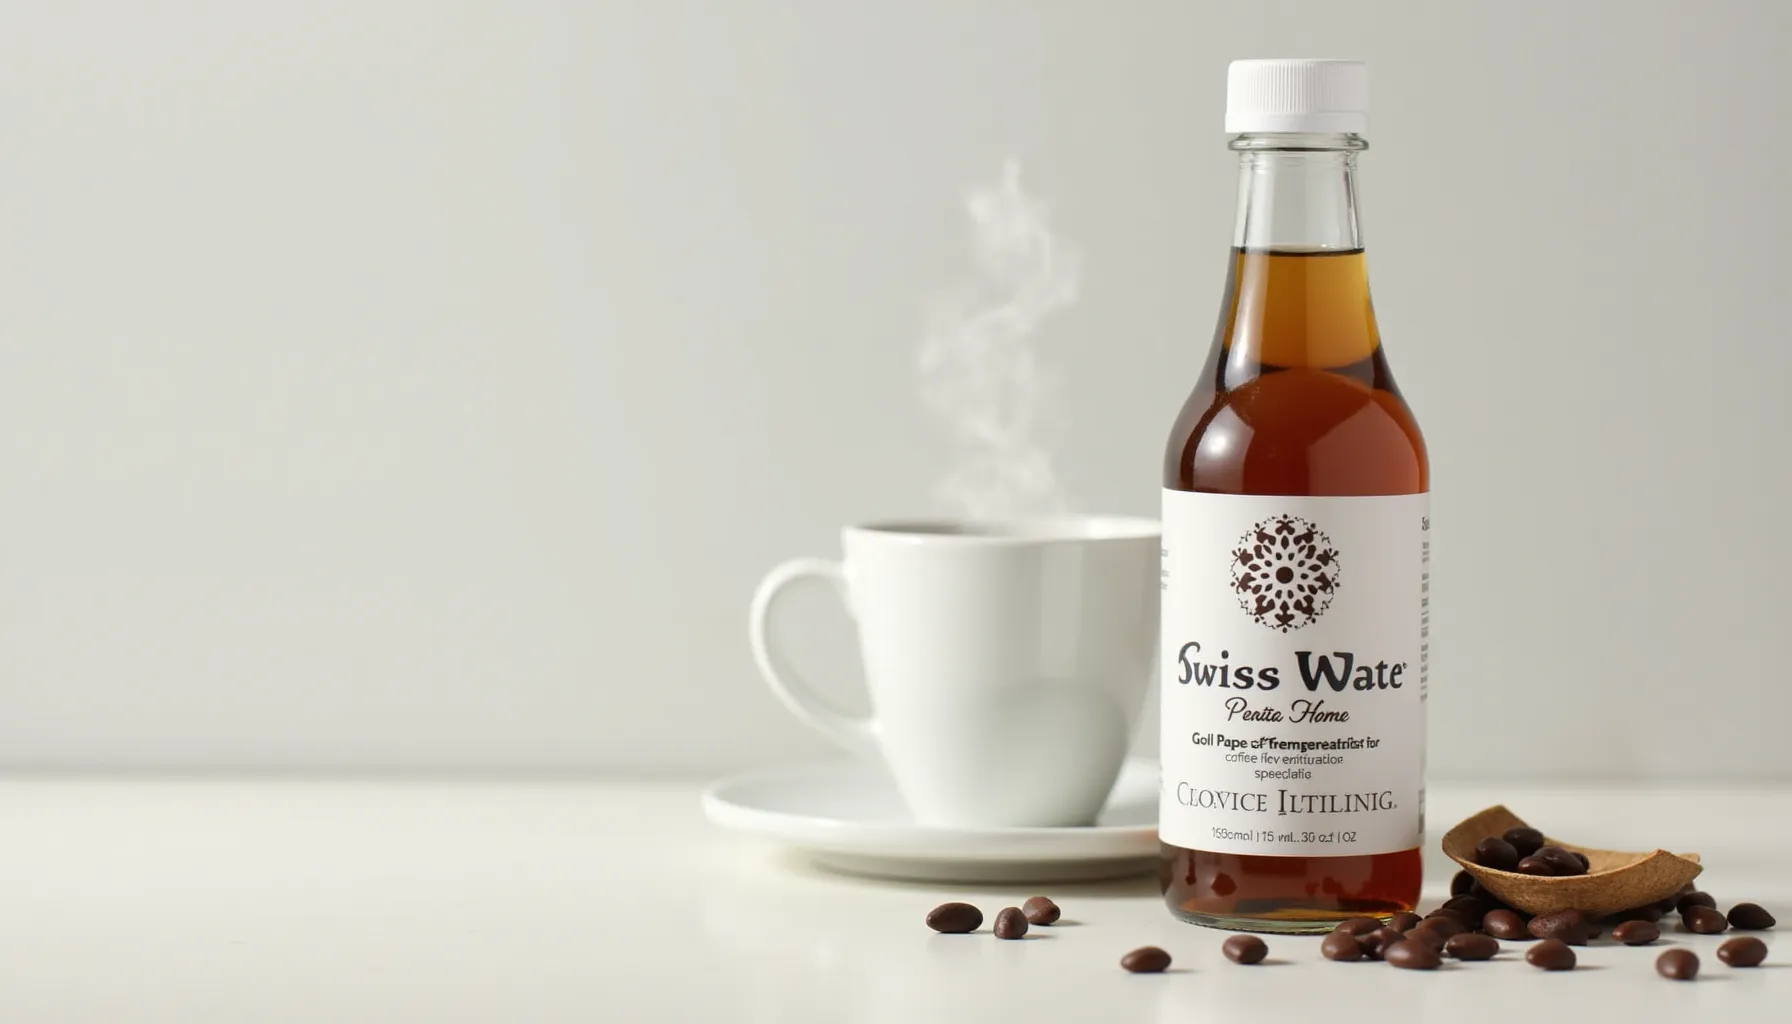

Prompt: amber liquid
[{"left": 1160, "top": 247, "right": 1427, "bottom": 932}]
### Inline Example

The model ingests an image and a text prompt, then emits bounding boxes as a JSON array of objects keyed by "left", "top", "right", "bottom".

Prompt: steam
[{"left": 918, "top": 161, "right": 1080, "bottom": 521}]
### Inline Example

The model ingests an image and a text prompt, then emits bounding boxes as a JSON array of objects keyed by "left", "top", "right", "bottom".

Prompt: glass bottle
[{"left": 1158, "top": 60, "right": 1429, "bottom": 932}]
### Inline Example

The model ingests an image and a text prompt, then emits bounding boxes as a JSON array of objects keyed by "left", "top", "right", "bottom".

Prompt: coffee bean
[
  {"left": 1427, "top": 907, "right": 1473, "bottom": 927},
  {"left": 1474, "top": 836, "right": 1520, "bottom": 871},
  {"left": 1335, "top": 916, "right": 1383, "bottom": 936},
  {"left": 1120, "top": 946, "right": 1171, "bottom": 973},
  {"left": 1572, "top": 851, "right": 1590, "bottom": 871},
  {"left": 993, "top": 907, "right": 1028, "bottom": 940},
  {"left": 925, "top": 902, "right": 983, "bottom": 933},
  {"left": 1441, "top": 896, "right": 1490, "bottom": 922},
  {"left": 1502, "top": 826, "right": 1545, "bottom": 858},
  {"left": 1383, "top": 939, "right": 1442, "bottom": 970},
  {"left": 1658, "top": 883, "right": 1694, "bottom": 913},
  {"left": 1677, "top": 891, "right": 1716, "bottom": 915},
  {"left": 1468, "top": 880, "right": 1506, "bottom": 907},
  {"left": 1655, "top": 948, "right": 1699, "bottom": 980},
  {"left": 1610, "top": 904, "right": 1664, "bottom": 924},
  {"left": 1321, "top": 930, "right": 1364, "bottom": 962},
  {"left": 1717, "top": 936, "right": 1768, "bottom": 967},
  {"left": 1612, "top": 920, "right": 1660, "bottom": 945},
  {"left": 1361, "top": 927, "right": 1404, "bottom": 960},
  {"left": 1684, "top": 905, "right": 1729, "bottom": 934},
  {"left": 1417, "top": 915, "right": 1466, "bottom": 940},
  {"left": 1021, "top": 896, "right": 1060, "bottom": 926},
  {"left": 1536, "top": 846, "right": 1586, "bottom": 877},
  {"left": 1526, "top": 938, "right": 1577, "bottom": 971},
  {"left": 1450, "top": 870, "right": 1475, "bottom": 896},
  {"left": 1728, "top": 902, "right": 1776, "bottom": 930},
  {"left": 1516, "top": 855, "right": 1558, "bottom": 876},
  {"left": 1222, "top": 934, "right": 1268, "bottom": 965},
  {"left": 1403, "top": 927, "right": 1448, "bottom": 952},
  {"left": 1529, "top": 909, "right": 1591, "bottom": 945},
  {"left": 1387, "top": 912, "right": 1423, "bottom": 933},
  {"left": 1445, "top": 933, "right": 1500, "bottom": 961},
  {"left": 1483, "top": 909, "right": 1531, "bottom": 940}
]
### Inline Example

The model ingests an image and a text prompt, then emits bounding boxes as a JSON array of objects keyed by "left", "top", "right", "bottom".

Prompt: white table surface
[{"left": 0, "top": 777, "right": 1781, "bottom": 1022}]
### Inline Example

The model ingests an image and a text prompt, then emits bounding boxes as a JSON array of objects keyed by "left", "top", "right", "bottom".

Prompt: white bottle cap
[{"left": 1225, "top": 59, "right": 1369, "bottom": 135}]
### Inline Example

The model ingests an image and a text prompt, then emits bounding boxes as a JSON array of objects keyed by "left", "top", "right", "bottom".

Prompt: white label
[{"left": 1159, "top": 491, "right": 1428, "bottom": 857}]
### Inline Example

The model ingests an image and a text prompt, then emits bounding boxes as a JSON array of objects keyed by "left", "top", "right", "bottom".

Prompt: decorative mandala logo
[{"left": 1230, "top": 516, "right": 1341, "bottom": 632}]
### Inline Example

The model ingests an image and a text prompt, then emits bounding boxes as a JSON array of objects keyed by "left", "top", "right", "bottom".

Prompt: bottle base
[
  {"left": 1159, "top": 843, "right": 1422, "bottom": 934},
  {"left": 1166, "top": 906, "right": 1381, "bottom": 935}
]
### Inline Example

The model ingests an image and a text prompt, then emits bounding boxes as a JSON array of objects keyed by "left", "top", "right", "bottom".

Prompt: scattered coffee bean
[
  {"left": 1441, "top": 896, "right": 1491, "bottom": 922},
  {"left": 1445, "top": 932, "right": 1500, "bottom": 961},
  {"left": 1529, "top": 909, "right": 1592, "bottom": 945},
  {"left": 1526, "top": 938, "right": 1577, "bottom": 971},
  {"left": 1516, "top": 855, "right": 1558, "bottom": 876},
  {"left": 1440, "top": 894, "right": 1485, "bottom": 912},
  {"left": 1612, "top": 920, "right": 1661, "bottom": 945},
  {"left": 1451, "top": 870, "right": 1475, "bottom": 896},
  {"left": 1387, "top": 912, "right": 1424, "bottom": 933},
  {"left": 1335, "top": 916, "right": 1383, "bottom": 937},
  {"left": 1468, "top": 880, "right": 1506, "bottom": 907},
  {"left": 1658, "top": 883, "right": 1694, "bottom": 913},
  {"left": 1656, "top": 948, "right": 1699, "bottom": 980},
  {"left": 1222, "top": 934, "right": 1268, "bottom": 965},
  {"left": 1021, "top": 896, "right": 1060, "bottom": 926},
  {"left": 1611, "top": 904, "right": 1664, "bottom": 924},
  {"left": 1728, "top": 903, "right": 1776, "bottom": 930},
  {"left": 1403, "top": 927, "right": 1448, "bottom": 952},
  {"left": 1361, "top": 927, "right": 1404, "bottom": 960},
  {"left": 1384, "top": 939, "right": 1442, "bottom": 970},
  {"left": 1474, "top": 836, "right": 1520, "bottom": 871},
  {"left": 1120, "top": 946, "right": 1172, "bottom": 973},
  {"left": 1429, "top": 906, "right": 1474, "bottom": 927},
  {"left": 1417, "top": 915, "right": 1466, "bottom": 940},
  {"left": 1677, "top": 891, "right": 1717, "bottom": 915},
  {"left": 1717, "top": 936, "right": 1768, "bottom": 967},
  {"left": 1483, "top": 909, "right": 1531, "bottom": 940},
  {"left": 1535, "top": 846, "right": 1587, "bottom": 876},
  {"left": 1503, "top": 826, "right": 1545, "bottom": 858},
  {"left": 1320, "top": 930, "right": 1364, "bottom": 962},
  {"left": 1684, "top": 905, "right": 1730, "bottom": 934},
  {"left": 993, "top": 907, "right": 1028, "bottom": 940},
  {"left": 925, "top": 902, "right": 983, "bottom": 933}
]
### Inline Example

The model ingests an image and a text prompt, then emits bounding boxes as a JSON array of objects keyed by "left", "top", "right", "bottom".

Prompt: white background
[{"left": 0, "top": 0, "right": 1786, "bottom": 780}]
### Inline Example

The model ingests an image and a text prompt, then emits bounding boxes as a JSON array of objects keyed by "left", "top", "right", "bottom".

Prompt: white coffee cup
[{"left": 749, "top": 516, "right": 1160, "bottom": 828}]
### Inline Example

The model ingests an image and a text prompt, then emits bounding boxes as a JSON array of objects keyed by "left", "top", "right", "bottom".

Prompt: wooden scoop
[{"left": 1442, "top": 805, "right": 1702, "bottom": 916}]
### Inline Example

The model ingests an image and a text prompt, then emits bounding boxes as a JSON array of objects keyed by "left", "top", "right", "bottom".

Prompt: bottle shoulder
[{"left": 1164, "top": 366, "right": 1427, "bottom": 496}]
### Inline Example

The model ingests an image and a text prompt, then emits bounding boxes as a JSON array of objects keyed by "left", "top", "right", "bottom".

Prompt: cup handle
[{"left": 749, "top": 557, "right": 878, "bottom": 759}]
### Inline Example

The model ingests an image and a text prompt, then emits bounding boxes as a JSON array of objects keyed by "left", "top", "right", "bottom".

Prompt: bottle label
[{"left": 1158, "top": 490, "right": 1428, "bottom": 857}]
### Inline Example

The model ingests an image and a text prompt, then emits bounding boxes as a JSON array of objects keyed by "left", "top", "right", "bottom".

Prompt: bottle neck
[
  {"left": 1212, "top": 133, "right": 1386, "bottom": 379},
  {"left": 1231, "top": 133, "right": 1365, "bottom": 251}
]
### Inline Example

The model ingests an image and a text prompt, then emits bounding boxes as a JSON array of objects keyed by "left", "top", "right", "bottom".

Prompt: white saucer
[{"left": 702, "top": 758, "right": 1159, "bottom": 883}]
